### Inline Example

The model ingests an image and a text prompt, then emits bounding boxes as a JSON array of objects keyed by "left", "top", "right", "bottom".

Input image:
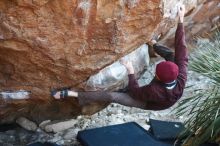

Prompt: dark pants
[
  {"left": 153, "top": 44, "right": 174, "bottom": 62},
  {"left": 78, "top": 92, "right": 147, "bottom": 109},
  {"left": 77, "top": 44, "right": 174, "bottom": 109}
]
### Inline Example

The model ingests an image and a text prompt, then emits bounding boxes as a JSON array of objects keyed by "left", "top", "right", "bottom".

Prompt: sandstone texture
[
  {"left": 0, "top": 0, "right": 161, "bottom": 124},
  {"left": 0, "top": 0, "right": 219, "bottom": 124},
  {"left": 0, "top": 0, "right": 161, "bottom": 93}
]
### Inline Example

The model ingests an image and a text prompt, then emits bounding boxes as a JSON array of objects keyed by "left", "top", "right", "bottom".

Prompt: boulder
[{"left": 0, "top": 0, "right": 161, "bottom": 124}]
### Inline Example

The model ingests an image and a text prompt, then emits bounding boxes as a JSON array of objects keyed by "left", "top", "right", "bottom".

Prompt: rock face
[
  {"left": 0, "top": 0, "right": 219, "bottom": 124},
  {"left": 0, "top": 0, "right": 162, "bottom": 124},
  {"left": 0, "top": 0, "right": 161, "bottom": 92}
]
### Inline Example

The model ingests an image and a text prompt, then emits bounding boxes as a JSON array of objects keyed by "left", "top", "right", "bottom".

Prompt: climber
[{"left": 52, "top": 4, "right": 188, "bottom": 110}]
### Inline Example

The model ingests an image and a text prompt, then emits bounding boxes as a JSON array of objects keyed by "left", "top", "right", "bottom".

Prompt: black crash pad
[
  {"left": 149, "top": 119, "right": 185, "bottom": 140},
  {"left": 0, "top": 123, "right": 19, "bottom": 132},
  {"left": 149, "top": 119, "right": 218, "bottom": 146},
  {"left": 200, "top": 143, "right": 219, "bottom": 146},
  {"left": 77, "top": 122, "right": 172, "bottom": 146}
]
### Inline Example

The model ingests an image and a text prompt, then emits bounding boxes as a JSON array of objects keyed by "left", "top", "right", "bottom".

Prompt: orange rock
[
  {"left": 0, "top": 0, "right": 161, "bottom": 94},
  {"left": 0, "top": 0, "right": 162, "bottom": 124}
]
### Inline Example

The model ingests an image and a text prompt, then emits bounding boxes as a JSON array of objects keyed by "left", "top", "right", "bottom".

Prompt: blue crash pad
[{"left": 77, "top": 122, "right": 172, "bottom": 146}]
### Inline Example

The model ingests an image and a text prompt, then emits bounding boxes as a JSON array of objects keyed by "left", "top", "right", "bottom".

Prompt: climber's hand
[
  {"left": 120, "top": 59, "right": 134, "bottom": 74},
  {"left": 178, "top": 4, "right": 185, "bottom": 23}
]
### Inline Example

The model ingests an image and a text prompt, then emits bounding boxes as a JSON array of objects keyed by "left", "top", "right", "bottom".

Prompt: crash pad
[{"left": 77, "top": 122, "right": 172, "bottom": 146}]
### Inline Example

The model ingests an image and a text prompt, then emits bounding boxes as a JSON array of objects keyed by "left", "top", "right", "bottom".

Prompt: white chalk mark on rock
[{"left": 0, "top": 90, "right": 30, "bottom": 100}]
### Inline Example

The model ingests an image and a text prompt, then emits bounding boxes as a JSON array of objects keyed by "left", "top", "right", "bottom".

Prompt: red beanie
[{"left": 156, "top": 61, "right": 179, "bottom": 83}]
